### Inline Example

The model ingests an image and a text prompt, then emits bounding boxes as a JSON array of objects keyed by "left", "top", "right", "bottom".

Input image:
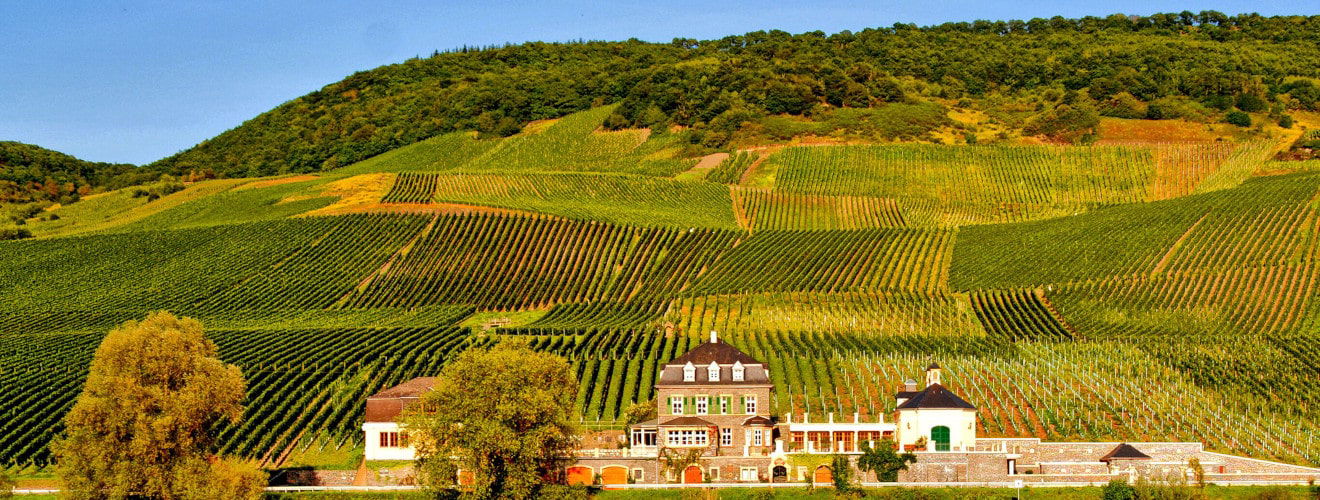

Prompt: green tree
[
  {"left": 406, "top": 342, "right": 578, "bottom": 499},
  {"left": 0, "top": 468, "right": 13, "bottom": 499},
  {"left": 1102, "top": 478, "right": 1136, "bottom": 500},
  {"left": 856, "top": 439, "right": 917, "bottom": 482},
  {"left": 50, "top": 312, "right": 262, "bottom": 500},
  {"left": 623, "top": 398, "right": 657, "bottom": 425}
]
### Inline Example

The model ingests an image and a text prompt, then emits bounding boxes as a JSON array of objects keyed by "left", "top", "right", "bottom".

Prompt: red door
[
  {"left": 566, "top": 466, "right": 593, "bottom": 485},
  {"left": 683, "top": 465, "right": 702, "bottom": 483}
]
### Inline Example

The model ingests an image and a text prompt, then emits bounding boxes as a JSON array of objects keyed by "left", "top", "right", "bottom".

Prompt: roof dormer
[
  {"left": 707, "top": 361, "right": 720, "bottom": 382},
  {"left": 732, "top": 361, "right": 745, "bottom": 382},
  {"left": 683, "top": 361, "right": 696, "bottom": 382}
]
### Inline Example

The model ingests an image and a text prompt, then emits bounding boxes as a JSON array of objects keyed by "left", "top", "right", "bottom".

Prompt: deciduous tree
[
  {"left": 51, "top": 312, "right": 262, "bottom": 499},
  {"left": 856, "top": 439, "right": 917, "bottom": 482},
  {"left": 406, "top": 342, "right": 578, "bottom": 499}
]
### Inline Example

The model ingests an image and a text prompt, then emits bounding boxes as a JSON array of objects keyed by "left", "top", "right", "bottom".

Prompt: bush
[
  {"left": 0, "top": 468, "right": 13, "bottom": 499},
  {"left": 1236, "top": 93, "right": 1268, "bottom": 112},
  {"left": 1146, "top": 96, "right": 1214, "bottom": 121},
  {"left": 1102, "top": 479, "right": 1135, "bottom": 500},
  {"left": 1225, "top": 111, "right": 1252, "bottom": 127},
  {"left": 1101, "top": 92, "right": 1147, "bottom": 119},
  {"left": 1279, "top": 115, "right": 1294, "bottom": 128},
  {"left": 0, "top": 228, "right": 32, "bottom": 241}
]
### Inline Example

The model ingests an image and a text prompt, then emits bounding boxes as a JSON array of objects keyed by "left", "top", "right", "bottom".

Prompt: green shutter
[
  {"left": 740, "top": 396, "right": 747, "bottom": 414},
  {"left": 686, "top": 396, "right": 693, "bottom": 415}
]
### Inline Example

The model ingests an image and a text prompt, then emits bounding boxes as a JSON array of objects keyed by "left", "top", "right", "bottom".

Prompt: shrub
[
  {"left": 1146, "top": 96, "right": 1214, "bottom": 121},
  {"left": 1236, "top": 93, "right": 1268, "bottom": 113},
  {"left": 1225, "top": 111, "right": 1252, "bottom": 127},
  {"left": 0, "top": 228, "right": 32, "bottom": 241},
  {"left": 1279, "top": 115, "right": 1294, "bottom": 128},
  {"left": 1101, "top": 92, "right": 1148, "bottom": 119},
  {"left": 1102, "top": 479, "right": 1135, "bottom": 500}
]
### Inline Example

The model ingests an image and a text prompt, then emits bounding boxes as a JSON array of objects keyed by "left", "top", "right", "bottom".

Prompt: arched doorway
[
  {"left": 600, "top": 466, "right": 628, "bottom": 486},
  {"left": 772, "top": 465, "right": 788, "bottom": 482},
  {"left": 683, "top": 464, "right": 703, "bottom": 484},
  {"left": 813, "top": 465, "right": 833, "bottom": 484},
  {"left": 566, "top": 466, "right": 593, "bottom": 485},
  {"left": 931, "top": 425, "right": 951, "bottom": 451}
]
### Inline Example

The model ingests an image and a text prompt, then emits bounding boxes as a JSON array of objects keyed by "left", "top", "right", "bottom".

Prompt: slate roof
[
  {"left": 659, "top": 416, "right": 715, "bottom": 427},
  {"left": 657, "top": 363, "right": 771, "bottom": 385},
  {"left": 667, "top": 341, "right": 761, "bottom": 366},
  {"left": 895, "top": 383, "right": 976, "bottom": 410},
  {"left": 365, "top": 377, "right": 438, "bottom": 422},
  {"left": 1101, "top": 443, "right": 1152, "bottom": 461},
  {"left": 927, "top": 362, "right": 941, "bottom": 370},
  {"left": 895, "top": 391, "right": 922, "bottom": 400}
]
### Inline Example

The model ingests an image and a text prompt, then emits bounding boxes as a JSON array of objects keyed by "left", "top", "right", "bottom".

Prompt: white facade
[
  {"left": 896, "top": 407, "right": 977, "bottom": 451},
  {"left": 362, "top": 421, "right": 417, "bottom": 461}
]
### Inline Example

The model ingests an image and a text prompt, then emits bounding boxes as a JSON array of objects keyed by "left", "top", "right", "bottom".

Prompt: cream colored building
[
  {"left": 894, "top": 363, "right": 978, "bottom": 451},
  {"left": 361, "top": 377, "right": 435, "bottom": 461}
]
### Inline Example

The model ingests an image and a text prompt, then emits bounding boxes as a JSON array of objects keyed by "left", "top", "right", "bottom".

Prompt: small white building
[
  {"left": 894, "top": 363, "right": 977, "bottom": 451},
  {"left": 361, "top": 377, "right": 435, "bottom": 461}
]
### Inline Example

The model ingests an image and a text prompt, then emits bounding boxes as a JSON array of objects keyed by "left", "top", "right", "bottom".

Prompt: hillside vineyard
[{"left": 3, "top": 107, "right": 1320, "bottom": 472}]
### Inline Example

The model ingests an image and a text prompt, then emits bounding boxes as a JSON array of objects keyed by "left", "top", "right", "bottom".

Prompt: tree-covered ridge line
[
  {"left": 149, "top": 13, "right": 1320, "bottom": 178},
  {"left": 0, "top": 141, "right": 154, "bottom": 204}
]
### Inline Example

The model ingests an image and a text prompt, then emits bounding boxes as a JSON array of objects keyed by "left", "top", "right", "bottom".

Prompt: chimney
[
  {"left": 925, "top": 362, "right": 942, "bottom": 387},
  {"left": 710, "top": 330, "right": 718, "bottom": 343}
]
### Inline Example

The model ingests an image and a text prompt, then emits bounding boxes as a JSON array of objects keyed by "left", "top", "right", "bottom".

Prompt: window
[
  {"left": 632, "top": 428, "right": 657, "bottom": 447},
  {"left": 683, "top": 362, "right": 695, "bottom": 382},
  {"left": 744, "top": 395, "right": 757, "bottom": 414},
  {"left": 379, "top": 431, "right": 401, "bottom": 448},
  {"left": 709, "top": 467, "right": 720, "bottom": 481},
  {"left": 666, "top": 429, "right": 709, "bottom": 447},
  {"left": 633, "top": 468, "right": 645, "bottom": 481},
  {"left": 671, "top": 396, "right": 684, "bottom": 415},
  {"left": 753, "top": 429, "right": 764, "bottom": 446},
  {"left": 720, "top": 428, "right": 732, "bottom": 446},
  {"left": 732, "top": 361, "right": 745, "bottom": 382},
  {"left": 740, "top": 467, "right": 759, "bottom": 481},
  {"left": 719, "top": 396, "right": 729, "bottom": 414},
  {"left": 708, "top": 361, "right": 720, "bottom": 382},
  {"left": 695, "top": 396, "right": 708, "bottom": 415}
]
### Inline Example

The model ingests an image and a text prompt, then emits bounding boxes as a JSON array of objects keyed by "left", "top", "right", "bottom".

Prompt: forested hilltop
[{"left": 151, "top": 12, "right": 1320, "bottom": 178}]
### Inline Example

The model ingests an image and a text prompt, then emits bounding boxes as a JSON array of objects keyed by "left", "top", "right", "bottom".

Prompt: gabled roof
[
  {"left": 895, "top": 391, "right": 921, "bottom": 400},
  {"left": 1101, "top": 443, "right": 1152, "bottom": 461},
  {"left": 926, "top": 362, "right": 941, "bottom": 370},
  {"left": 659, "top": 416, "right": 714, "bottom": 427},
  {"left": 667, "top": 341, "right": 761, "bottom": 366},
  {"left": 743, "top": 416, "right": 773, "bottom": 426},
  {"left": 368, "top": 377, "right": 437, "bottom": 399},
  {"left": 895, "top": 383, "right": 976, "bottom": 410}
]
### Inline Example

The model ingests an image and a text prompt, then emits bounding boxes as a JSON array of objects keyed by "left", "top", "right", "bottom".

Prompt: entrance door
[
  {"left": 813, "top": 465, "right": 832, "bottom": 484},
  {"left": 772, "top": 466, "right": 787, "bottom": 482},
  {"left": 600, "top": 466, "right": 628, "bottom": 487},
  {"left": 683, "top": 465, "right": 703, "bottom": 484},
  {"left": 566, "top": 466, "right": 593, "bottom": 485},
  {"left": 931, "top": 426, "right": 951, "bottom": 451}
]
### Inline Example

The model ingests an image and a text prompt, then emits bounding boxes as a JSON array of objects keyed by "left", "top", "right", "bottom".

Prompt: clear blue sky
[{"left": 2, "top": 1, "right": 1314, "bottom": 165}]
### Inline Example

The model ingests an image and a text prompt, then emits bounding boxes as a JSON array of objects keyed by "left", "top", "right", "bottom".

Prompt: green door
[{"left": 931, "top": 426, "right": 950, "bottom": 451}]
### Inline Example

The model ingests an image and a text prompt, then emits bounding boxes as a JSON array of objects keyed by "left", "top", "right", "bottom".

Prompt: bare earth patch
[{"left": 296, "top": 173, "right": 393, "bottom": 215}]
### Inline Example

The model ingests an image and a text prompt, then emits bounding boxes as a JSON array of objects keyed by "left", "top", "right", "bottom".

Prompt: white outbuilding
[{"left": 895, "top": 363, "right": 978, "bottom": 452}]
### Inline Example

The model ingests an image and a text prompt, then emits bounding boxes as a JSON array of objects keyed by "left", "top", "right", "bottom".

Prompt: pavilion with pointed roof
[{"left": 894, "top": 362, "right": 978, "bottom": 451}]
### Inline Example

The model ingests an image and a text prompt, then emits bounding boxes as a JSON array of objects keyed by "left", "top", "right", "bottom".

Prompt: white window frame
[
  {"left": 633, "top": 468, "right": 644, "bottom": 481},
  {"left": 631, "top": 428, "right": 657, "bottom": 447},
  {"left": 695, "top": 395, "right": 708, "bottom": 415},
  {"left": 683, "top": 362, "right": 696, "bottom": 382},
  {"left": 719, "top": 396, "right": 729, "bottom": 414},
  {"left": 708, "top": 361, "right": 720, "bottom": 382},
  {"left": 753, "top": 429, "right": 764, "bottom": 446},
  {"left": 740, "top": 467, "right": 759, "bottom": 481},
  {"left": 732, "top": 361, "right": 745, "bottom": 382},
  {"left": 666, "top": 429, "right": 709, "bottom": 447},
  {"left": 720, "top": 427, "right": 733, "bottom": 446},
  {"left": 671, "top": 396, "right": 684, "bottom": 415},
  {"left": 745, "top": 395, "right": 757, "bottom": 414}
]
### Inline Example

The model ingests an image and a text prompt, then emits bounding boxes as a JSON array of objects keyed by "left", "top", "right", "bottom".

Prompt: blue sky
[{"left": 2, "top": 1, "right": 1315, "bottom": 165}]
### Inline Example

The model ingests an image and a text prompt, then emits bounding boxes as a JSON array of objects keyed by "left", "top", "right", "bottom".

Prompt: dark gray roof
[
  {"left": 657, "top": 363, "right": 771, "bottom": 386},
  {"left": 1101, "top": 443, "right": 1152, "bottom": 461},
  {"left": 667, "top": 341, "right": 761, "bottom": 366},
  {"left": 659, "top": 416, "right": 715, "bottom": 426},
  {"left": 927, "top": 362, "right": 941, "bottom": 370},
  {"left": 895, "top": 383, "right": 976, "bottom": 410},
  {"left": 895, "top": 391, "right": 921, "bottom": 400}
]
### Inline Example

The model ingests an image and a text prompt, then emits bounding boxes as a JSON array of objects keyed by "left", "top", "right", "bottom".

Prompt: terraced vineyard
[{"left": 2, "top": 106, "right": 1318, "bottom": 468}]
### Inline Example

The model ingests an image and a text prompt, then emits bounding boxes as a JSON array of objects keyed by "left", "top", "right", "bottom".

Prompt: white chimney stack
[{"left": 710, "top": 330, "right": 718, "bottom": 343}]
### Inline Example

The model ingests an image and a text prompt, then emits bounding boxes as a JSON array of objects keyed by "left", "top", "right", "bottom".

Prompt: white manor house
[{"left": 362, "top": 332, "right": 1320, "bottom": 485}]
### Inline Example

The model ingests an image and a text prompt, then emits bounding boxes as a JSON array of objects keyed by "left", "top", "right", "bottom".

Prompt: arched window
[
  {"left": 931, "top": 425, "right": 951, "bottom": 451},
  {"left": 732, "top": 361, "right": 745, "bottom": 382},
  {"left": 683, "top": 361, "right": 695, "bottom": 382},
  {"left": 708, "top": 361, "right": 720, "bottom": 382}
]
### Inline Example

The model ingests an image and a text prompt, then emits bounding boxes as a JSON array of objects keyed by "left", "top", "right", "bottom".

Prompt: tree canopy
[
  {"left": 857, "top": 439, "right": 919, "bottom": 482},
  {"left": 0, "top": 141, "right": 147, "bottom": 205},
  {"left": 405, "top": 341, "right": 578, "bottom": 499},
  {"left": 51, "top": 311, "right": 263, "bottom": 500},
  {"left": 148, "top": 13, "right": 1320, "bottom": 177}
]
